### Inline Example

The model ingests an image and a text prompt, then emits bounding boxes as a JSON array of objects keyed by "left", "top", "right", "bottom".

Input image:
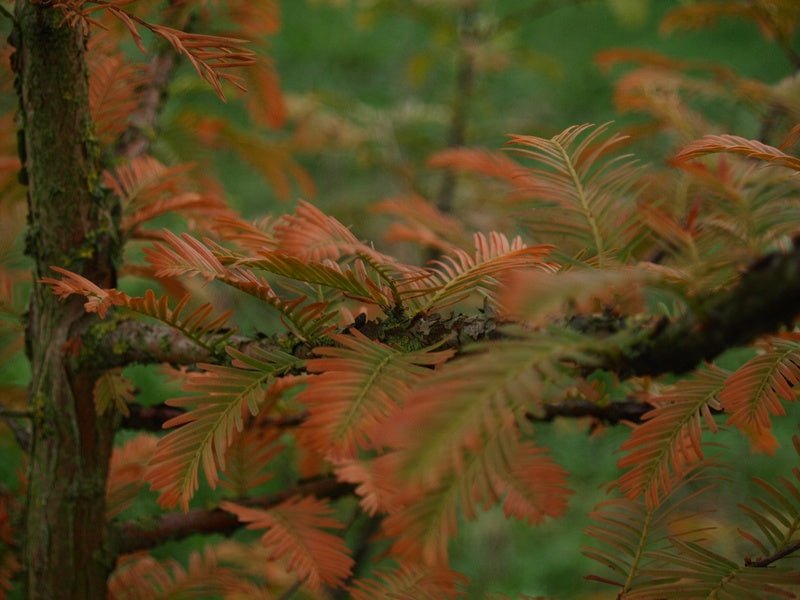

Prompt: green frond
[
  {"left": 584, "top": 465, "right": 719, "bottom": 595},
  {"left": 507, "top": 123, "right": 643, "bottom": 263},
  {"left": 738, "top": 434, "right": 800, "bottom": 564},
  {"left": 617, "top": 365, "right": 728, "bottom": 508},
  {"left": 628, "top": 538, "right": 800, "bottom": 599},
  {"left": 404, "top": 232, "right": 553, "bottom": 316},
  {"left": 297, "top": 330, "right": 453, "bottom": 460},
  {"left": 147, "top": 346, "right": 301, "bottom": 510}
]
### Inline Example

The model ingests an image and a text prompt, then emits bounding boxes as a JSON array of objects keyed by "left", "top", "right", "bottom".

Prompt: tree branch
[
  {"left": 122, "top": 403, "right": 308, "bottom": 431},
  {"left": 746, "top": 539, "right": 800, "bottom": 568},
  {"left": 90, "top": 240, "right": 800, "bottom": 384},
  {"left": 83, "top": 318, "right": 216, "bottom": 369},
  {"left": 115, "top": 476, "right": 354, "bottom": 554},
  {"left": 601, "top": 238, "right": 800, "bottom": 378}
]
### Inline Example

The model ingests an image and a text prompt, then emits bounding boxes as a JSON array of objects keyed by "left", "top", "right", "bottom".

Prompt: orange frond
[
  {"left": 501, "top": 266, "right": 649, "bottom": 326},
  {"left": 720, "top": 336, "right": 800, "bottom": 450},
  {"left": 242, "top": 55, "right": 287, "bottom": 129},
  {"left": 616, "top": 366, "right": 728, "bottom": 509},
  {"left": 88, "top": 49, "right": 146, "bottom": 145},
  {"left": 296, "top": 330, "right": 453, "bottom": 460},
  {"left": 674, "top": 134, "right": 800, "bottom": 171},
  {"left": 349, "top": 562, "right": 467, "bottom": 600},
  {"left": 40, "top": 266, "right": 120, "bottom": 318},
  {"left": 147, "top": 346, "right": 300, "bottom": 509},
  {"left": 221, "top": 496, "right": 354, "bottom": 591},
  {"left": 372, "top": 195, "right": 471, "bottom": 254},
  {"left": 333, "top": 455, "right": 404, "bottom": 516},
  {"left": 94, "top": 368, "right": 135, "bottom": 417},
  {"left": 273, "top": 200, "right": 374, "bottom": 262},
  {"left": 507, "top": 123, "right": 643, "bottom": 262},
  {"left": 219, "top": 428, "right": 282, "bottom": 498},
  {"left": 427, "top": 147, "right": 538, "bottom": 190},
  {"left": 406, "top": 232, "right": 553, "bottom": 315},
  {"left": 108, "top": 547, "right": 243, "bottom": 600},
  {"left": 106, "top": 434, "right": 158, "bottom": 519},
  {"left": 492, "top": 441, "right": 572, "bottom": 525}
]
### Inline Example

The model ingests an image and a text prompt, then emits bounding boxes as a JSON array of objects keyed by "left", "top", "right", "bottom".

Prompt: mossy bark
[{"left": 12, "top": 2, "right": 119, "bottom": 597}]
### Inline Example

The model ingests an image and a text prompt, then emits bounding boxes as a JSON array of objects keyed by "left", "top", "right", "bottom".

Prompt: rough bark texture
[{"left": 13, "top": 3, "right": 119, "bottom": 598}]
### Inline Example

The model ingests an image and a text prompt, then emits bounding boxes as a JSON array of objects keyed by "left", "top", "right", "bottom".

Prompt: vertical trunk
[{"left": 12, "top": 2, "right": 119, "bottom": 598}]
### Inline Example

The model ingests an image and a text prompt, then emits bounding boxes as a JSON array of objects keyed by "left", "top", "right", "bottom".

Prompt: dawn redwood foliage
[{"left": 1, "top": 0, "right": 800, "bottom": 598}]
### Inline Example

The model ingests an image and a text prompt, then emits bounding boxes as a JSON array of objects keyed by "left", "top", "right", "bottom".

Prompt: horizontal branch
[
  {"left": 124, "top": 397, "right": 652, "bottom": 433},
  {"left": 122, "top": 404, "right": 308, "bottom": 431},
  {"left": 92, "top": 240, "right": 800, "bottom": 385},
  {"left": 602, "top": 238, "right": 800, "bottom": 377},
  {"left": 116, "top": 476, "right": 354, "bottom": 554},
  {"left": 86, "top": 319, "right": 215, "bottom": 369},
  {"left": 747, "top": 539, "right": 800, "bottom": 568}
]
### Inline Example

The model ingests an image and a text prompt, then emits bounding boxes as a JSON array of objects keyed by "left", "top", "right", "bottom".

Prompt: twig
[
  {"left": 122, "top": 403, "right": 308, "bottom": 431},
  {"left": 116, "top": 476, "right": 354, "bottom": 553},
  {"left": 747, "top": 540, "right": 800, "bottom": 568}
]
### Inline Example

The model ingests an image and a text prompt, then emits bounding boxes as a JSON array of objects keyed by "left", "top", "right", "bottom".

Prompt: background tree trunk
[{"left": 12, "top": 2, "right": 120, "bottom": 597}]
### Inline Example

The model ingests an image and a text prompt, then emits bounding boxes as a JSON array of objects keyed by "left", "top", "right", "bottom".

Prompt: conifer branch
[
  {"left": 746, "top": 540, "right": 800, "bottom": 568},
  {"left": 90, "top": 240, "right": 800, "bottom": 383},
  {"left": 602, "top": 237, "right": 800, "bottom": 377},
  {"left": 116, "top": 476, "right": 354, "bottom": 553}
]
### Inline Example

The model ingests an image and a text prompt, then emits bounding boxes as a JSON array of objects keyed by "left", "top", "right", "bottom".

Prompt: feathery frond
[
  {"left": 675, "top": 134, "right": 800, "bottom": 171},
  {"left": 507, "top": 123, "right": 642, "bottom": 262},
  {"left": 221, "top": 496, "right": 354, "bottom": 591},
  {"left": 219, "top": 428, "right": 282, "bottom": 498},
  {"left": 390, "top": 334, "right": 572, "bottom": 489},
  {"left": 406, "top": 232, "right": 553, "bottom": 315},
  {"left": 427, "top": 147, "right": 539, "bottom": 190},
  {"left": 501, "top": 266, "right": 650, "bottom": 326},
  {"left": 106, "top": 434, "right": 158, "bottom": 519},
  {"left": 584, "top": 465, "right": 719, "bottom": 595},
  {"left": 617, "top": 365, "right": 728, "bottom": 508},
  {"left": 93, "top": 368, "right": 135, "bottom": 417},
  {"left": 372, "top": 195, "right": 471, "bottom": 254},
  {"left": 296, "top": 330, "right": 454, "bottom": 460},
  {"left": 108, "top": 547, "right": 242, "bottom": 600},
  {"left": 55, "top": 1, "right": 256, "bottom": 100},
  {"left": 147, "top": 346, "right": 301, "bottom": 509},
  {"left": 349, "top": 563, "right": 468, "bottom": 600},
  {"left": 240, "top": 251, "right": 382, "bottom": 304},
  {"left": 492, "top": 441, "right": 572, "bottom": 526},
  {"left": 87, "top": 45, "right": 144, "bottom": 145},
  {"left": 145, "top": 231, "right": 338, "bottom": 341},
  {"left": 738, "top": 434, "right": 800, "bottom": 564},
  {"left": 720, "top": 336, "right": 800, "bottom": 449},
  {"left": 627, "top": 537, "right": 800, "bottom": 599}
]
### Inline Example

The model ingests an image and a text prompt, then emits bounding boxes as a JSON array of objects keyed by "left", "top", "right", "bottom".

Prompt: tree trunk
[{"left": 12, "top": 2, "right": 119, "bottom": 598}]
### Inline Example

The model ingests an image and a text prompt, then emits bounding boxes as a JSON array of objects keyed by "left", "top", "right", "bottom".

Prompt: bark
[{"left": 12, "top": 3, "right": 119, "bottom": 598}]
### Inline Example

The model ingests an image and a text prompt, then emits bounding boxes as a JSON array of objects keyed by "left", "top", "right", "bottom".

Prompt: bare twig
[
  {"left": 116, "top": 476, "right": 354, "bottom": 553},
  {"left": 747, "top": 540, "right": 800, "bottom": 568}
]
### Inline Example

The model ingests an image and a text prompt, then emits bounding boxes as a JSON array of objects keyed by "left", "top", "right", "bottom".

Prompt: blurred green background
[
  {"left": 160, "top": 1, "right": 799, "bottom": 597},
  {"left": 4, "top": 0, "right": 800, "bottom": 598}
]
